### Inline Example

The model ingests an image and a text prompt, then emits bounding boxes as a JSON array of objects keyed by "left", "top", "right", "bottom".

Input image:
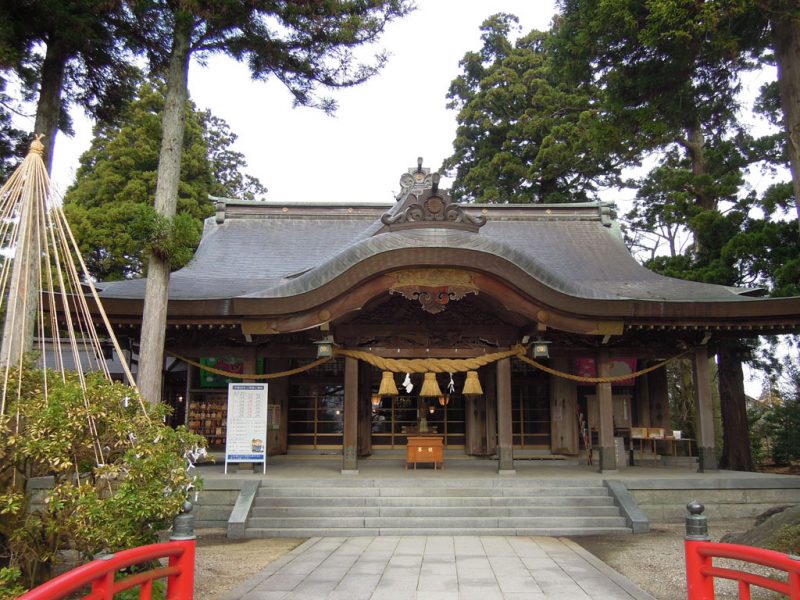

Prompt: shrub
[
  {"left": 0, "top": 364, "right": 205, "bottom": 594},
  {"left": 766, "top": 523, "right": 800, "bottom": 555}
]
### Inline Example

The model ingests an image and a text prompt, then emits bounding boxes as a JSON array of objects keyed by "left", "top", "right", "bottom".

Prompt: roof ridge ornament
[
  {"left": 382, "top": 159, "right": 486, "bottom": 233},
  {"left": 395, "top": 156, "right": 432, "bottom": 202}
]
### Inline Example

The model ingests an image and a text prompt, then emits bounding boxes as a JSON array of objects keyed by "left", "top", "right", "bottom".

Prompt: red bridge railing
[
  {"left": 18, "top": 502, "right": 196, "bottom": 600},
  {"left": 684, "top": 501, "right": 800, "bottom": 600}
]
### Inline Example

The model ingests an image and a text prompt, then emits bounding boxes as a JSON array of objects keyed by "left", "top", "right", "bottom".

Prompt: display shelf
[{"left": 188, "top": 395, "right": 227, "bottom": 447}]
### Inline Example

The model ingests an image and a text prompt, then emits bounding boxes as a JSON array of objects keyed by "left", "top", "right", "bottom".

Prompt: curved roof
[{"left": 98, "top": 199, "right": 755, "bottom": 304}]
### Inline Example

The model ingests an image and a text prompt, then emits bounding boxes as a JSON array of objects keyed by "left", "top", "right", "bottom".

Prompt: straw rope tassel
[{"left": 169, "top": 345, "right": 691, "bottom": 385}]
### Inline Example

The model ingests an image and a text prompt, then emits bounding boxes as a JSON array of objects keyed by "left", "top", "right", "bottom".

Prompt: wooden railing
[
  {"left": 685, "top": 501, "right": 800, "bottom": 599},
  {"left": 18, "top": 503, "right": 196, "bottom": 600}
]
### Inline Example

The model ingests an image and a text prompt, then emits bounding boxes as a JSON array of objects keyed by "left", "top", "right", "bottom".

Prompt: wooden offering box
[{"left": 405, "top": 435, "right": 444, "bottom": 470}]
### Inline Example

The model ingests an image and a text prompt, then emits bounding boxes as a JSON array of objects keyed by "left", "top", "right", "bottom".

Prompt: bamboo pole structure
[{"left": 0, "top": 136, "right": 141, "bottom": 422}]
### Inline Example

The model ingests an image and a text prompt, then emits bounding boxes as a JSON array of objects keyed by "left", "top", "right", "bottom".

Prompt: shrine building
[{"left": 96, "top": 162, "right": 800, "bottom": 473}]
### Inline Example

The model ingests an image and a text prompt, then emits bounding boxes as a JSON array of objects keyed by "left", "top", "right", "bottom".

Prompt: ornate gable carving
[
  {"left": 387, "top": 269, "right": 478, "bottom": 314},
  {"left": 382, "top": 165, "right": 486, "bottom": 233}
]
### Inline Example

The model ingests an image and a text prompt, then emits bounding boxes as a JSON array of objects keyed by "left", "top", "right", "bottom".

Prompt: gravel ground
[
  {"left": 574, "top": 519, "right": 784, "bottom": 600},
  {"left": 194, "top": 533, "right": 304, "bottom": 600},
  {"left": 193, "top": 520, "right": 784, "bottom": 600}
]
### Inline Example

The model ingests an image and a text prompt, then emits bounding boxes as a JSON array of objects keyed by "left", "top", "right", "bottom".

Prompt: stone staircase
[{"left": 243, "top": 478, "right": 634, "bottom": 537}]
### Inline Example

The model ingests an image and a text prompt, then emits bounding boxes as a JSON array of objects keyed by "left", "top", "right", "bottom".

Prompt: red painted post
[
  {"left": 91, "top": 571, "right": 115, "bottom": 600},
  {"left": 685, "top": 501, "right": 715, "bottom": 600},
  {"left": 167, "top": 539, "right": 195, "bottom": 599}
]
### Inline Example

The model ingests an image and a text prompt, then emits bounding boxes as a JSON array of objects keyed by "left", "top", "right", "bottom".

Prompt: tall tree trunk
[
  {"left": 137, "top": 16, "right": 192, "bottom": 404},
  {"left": 772, "top": 15, "right": 800, "bottom": 232},
  {"left": 718, "top": 343, "right": 754, "bottom": 471},
  {"left": 684, "top": 123, "right": 714, "bottom": 211},
  {"left": 33, "top": 38, "right": 67, "bottom": 173},
  {"left": 1, "top": 39, "right": 67, "bottom": 367},
  {"left": 682, "top": 123, "right": 715, "bottom": 258}
]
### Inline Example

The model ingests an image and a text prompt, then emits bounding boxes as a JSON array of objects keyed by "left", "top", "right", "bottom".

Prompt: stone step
[
  {"left": 250, "top": 505, "right": 621, "bottom": 518},
  {"left": 243, "top": 478, "right": 636, "bottom": 537},
  {"left": 246, "top": 515, "right": 628, "bottom": 529},
  {"left": 252, "top": 494, "right": 615, "bottom": 508},
  {"left": 255, "top": 486, "right": 610, "bottom": 498},
  {"left": 254, "top": 477, "right": 598, "bottom": 488},
  {"left": 243, "top": 526, "right": 632, "bottom": 538}
]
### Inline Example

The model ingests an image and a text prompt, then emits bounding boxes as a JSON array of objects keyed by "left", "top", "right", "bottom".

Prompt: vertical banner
[{"left": 225, "top": 383, "right": 268, "bottom": 474}]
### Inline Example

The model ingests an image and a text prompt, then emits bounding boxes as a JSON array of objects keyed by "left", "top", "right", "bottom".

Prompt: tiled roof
[{"left": 97, "top": 200, "right": 757, "bottom": 304}]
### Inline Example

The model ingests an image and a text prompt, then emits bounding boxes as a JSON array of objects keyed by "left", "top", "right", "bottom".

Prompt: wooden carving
[
  {"left": 387, "top": 269, "right": 479, "bottom": 314},
  {"left": 381, "top": 187, "right": 486, "bottom": 232}
]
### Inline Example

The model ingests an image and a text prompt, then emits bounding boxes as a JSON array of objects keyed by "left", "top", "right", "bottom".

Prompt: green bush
[
  {"left": 762, "top": 400, "right": 800, "bottom": 466},
  {"left": 0, "top": 568, "right": 25, "bottom": 600},
  {"left": 766, "top": 523, "right": 800, "bottom": 555},
  {"left": 0, "top": 364, "right": 205, "bottom": 594}
]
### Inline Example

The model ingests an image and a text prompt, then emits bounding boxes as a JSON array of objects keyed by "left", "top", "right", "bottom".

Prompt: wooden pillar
[
  {"left": 692, "top": 346, "right": 718, "bottom": 472},
  {"left": 596, "top": 350, "right": 616, "bottom": 471},
  {"left": 550, "top": 358, "right": 578, "bottom": 455},
  {"left": 485, "top": 367, "right": 498, "bottom": 456},
  {"left": 184, "top": 363, "right": 193, "bottom": 428},
  {"left": 357, "top": 362, "right": 372, "bottom": 457},
  {"left": 268, "top": 357, "right": 290, "bottom": 455},
  {"left": 465, "top": 395, "right": 484, "bottom": 455},
  {"left": 496, "top": 358, "right": 515, "bottom": 473},
  {"left": 635, "top": 360, "right": 651, "bottom": 426},
  {"left": 466, "top": 367, "right": 495, "bottom": 457},
  {"left": 648, "top": 366, "right": 670, "bottom": 432},
  {"left": 342, "top": 356, "right": 359, "bottom": 473}
]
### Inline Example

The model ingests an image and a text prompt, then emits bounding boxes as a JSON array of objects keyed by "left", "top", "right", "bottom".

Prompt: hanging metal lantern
[
  {"left": 371, "top": 394, "right": 382, "bottom": 409},
  {"left": 532, "top": 340, "right": 551, "bottom": 359},
  {"left": 419, "top": 372, "right": 443, "bottom": 397},
  {"left": 438, "top": 394, "right": 449, "bottom": 407},
  {"left": 378, "top": 371, "right": 399, "bottom": 396},
  {"left": 462, "top": 371, "right": 483, "bottom": 396},
  {"left": 315, "top": 335, "right": 335, "bottom": 358}
]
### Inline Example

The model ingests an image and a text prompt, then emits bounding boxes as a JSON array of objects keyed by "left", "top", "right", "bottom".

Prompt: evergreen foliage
[
  {"left": 0, "top": 0, "right": 141, "bottom": 169},
  {"left": 129, "top": 0, "right": 413, "bottom": 403},
  {"left": 750, "top": 360, "right": 800, "bottom": 467},
  {"left": 442, "top": 14, "right": 631, "bottom": 204},
  {"left": 63, "top": 82, "right": 265, "bottom": 281},
  {"left": 442, "top": 2, "right": 799, "bottom": 471}
]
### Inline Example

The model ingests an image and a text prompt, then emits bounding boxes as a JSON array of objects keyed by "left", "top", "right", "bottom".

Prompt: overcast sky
[
  {"left": 40, "top": 0, "right": 780, "bottom": 396},
  {"left": 49, "top": 1, "right": 558, "bottom": 201}
]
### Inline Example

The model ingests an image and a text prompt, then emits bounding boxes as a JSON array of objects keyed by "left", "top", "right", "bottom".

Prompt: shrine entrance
[
  {"left": 370, "top": 372, "right": 467, "bottom": 450},
  {"left": 511, "top": 362, "right": 551, "bottom": 450}
]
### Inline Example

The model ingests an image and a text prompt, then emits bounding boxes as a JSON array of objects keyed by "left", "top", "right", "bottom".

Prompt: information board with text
[{"left": 224, "top": 383, "right": 268, "bottom": 474}]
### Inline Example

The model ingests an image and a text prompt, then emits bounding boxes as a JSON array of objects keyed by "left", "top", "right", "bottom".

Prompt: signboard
[
  {"left": 199, "top": 356, "right": 244, "bottom": 388},
  {"left": 575, "top": 357, "right": 637, "bottom": 386},
  {"left": 224, "top": 383, "right": 268, "bottom": 474}
]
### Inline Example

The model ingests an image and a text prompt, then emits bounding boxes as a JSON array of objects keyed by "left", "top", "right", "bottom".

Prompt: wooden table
[
  {"left": 631, "top": 435, "right": 694, "bottom": 458},
  {"left": 405, "top": 435, "right": 444, "bottom": 470}
]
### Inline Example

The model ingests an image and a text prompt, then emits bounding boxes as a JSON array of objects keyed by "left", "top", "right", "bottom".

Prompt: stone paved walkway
[{"left": 220, "top": 536, "right": 655, "bottom": 600}]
